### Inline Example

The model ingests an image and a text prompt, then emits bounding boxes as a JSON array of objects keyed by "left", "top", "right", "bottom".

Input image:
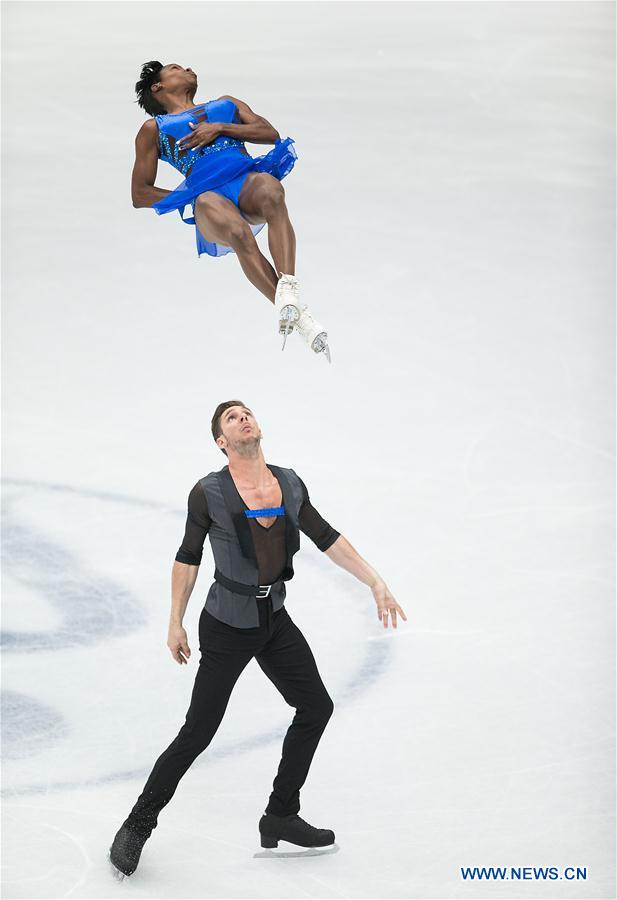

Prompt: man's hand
[
  {"left": 324, "top": 535, "right": 408, "bottom": 629},
  {"left": 372, "top": 579, "right": 407, "bottom": 629},
  {"left": 177, "top": 121, "right": 221, "bottom": 151},
  {"left": 168, "top": 624, "right": 191, "bottom": 664}
]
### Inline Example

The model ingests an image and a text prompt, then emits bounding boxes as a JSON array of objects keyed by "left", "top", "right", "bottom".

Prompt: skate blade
[
  {"left": 253, "top": 841, "right": 339, "bottom": 859},
  {"left": 107, "top": 851, "right": 127, "bottom": 881},
  {"left": 311, "top": 333, "right": 331, "bottom": 363},
  {"left": 279, "top": 306, "right": 300, "bottom": 351},
  {"left": 280, "top": 320, "right": 293, "bottom": 351}
]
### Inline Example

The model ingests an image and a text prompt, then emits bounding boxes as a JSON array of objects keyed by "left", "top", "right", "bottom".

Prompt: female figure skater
[{"left": 131, "top": 61, "right": 330, "bottom": 360}]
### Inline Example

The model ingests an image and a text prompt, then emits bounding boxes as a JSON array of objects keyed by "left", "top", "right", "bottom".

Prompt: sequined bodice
[{"left": 155, "top": 98, "right": 245, "bottom": 176}]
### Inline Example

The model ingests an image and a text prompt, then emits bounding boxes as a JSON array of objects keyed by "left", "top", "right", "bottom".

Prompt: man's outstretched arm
[{"left": 324, "top": 536, "right": 407, "bottom": 629}]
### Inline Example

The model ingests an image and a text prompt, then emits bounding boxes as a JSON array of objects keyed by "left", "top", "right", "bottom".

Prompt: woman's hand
[
  {"left": 177, "top": 121, "right": 221, "bottom": 151},
  {"left": 168, "top": 624, "right": 191, "bottom": 664}
]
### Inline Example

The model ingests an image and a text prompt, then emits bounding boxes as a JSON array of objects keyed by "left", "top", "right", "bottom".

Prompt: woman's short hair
[{"left": 135, "top": 60, "right": 166, "bottom": 116}]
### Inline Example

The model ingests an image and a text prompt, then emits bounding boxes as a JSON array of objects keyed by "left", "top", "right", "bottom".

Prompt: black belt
[{"left": 214, "top": 568, "right": 281, "bottom": 600}]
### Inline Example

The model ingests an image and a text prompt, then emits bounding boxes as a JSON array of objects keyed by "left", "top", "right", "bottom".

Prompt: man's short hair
[
  {"left": 135, "top": 60, "right": 166, "bottom": 116},
  {"left": 211, "top": 400, "right": 249, "bottom": 456}
]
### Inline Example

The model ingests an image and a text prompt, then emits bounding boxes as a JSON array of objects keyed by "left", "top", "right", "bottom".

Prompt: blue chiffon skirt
[{"left": 152, "top": 137, "right": 297, "bottom": 257}]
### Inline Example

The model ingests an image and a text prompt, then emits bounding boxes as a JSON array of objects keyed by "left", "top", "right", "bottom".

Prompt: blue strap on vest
[{"left": 244, "top": 506, "right": 286, "bottom": 519}]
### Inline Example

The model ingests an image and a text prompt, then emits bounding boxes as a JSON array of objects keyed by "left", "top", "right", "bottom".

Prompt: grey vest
[{"left": 200, "top": 464, "right": 304, "bottom": 627}]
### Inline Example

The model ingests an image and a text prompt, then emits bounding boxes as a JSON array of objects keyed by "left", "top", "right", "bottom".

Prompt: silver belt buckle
[{"left": 256, "top": 585, "right": 271, "bottom": 599}]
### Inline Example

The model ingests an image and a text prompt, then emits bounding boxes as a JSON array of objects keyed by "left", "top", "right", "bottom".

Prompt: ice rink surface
[{"left": 1, "top": 1, "right": 615, "bottom": 897}]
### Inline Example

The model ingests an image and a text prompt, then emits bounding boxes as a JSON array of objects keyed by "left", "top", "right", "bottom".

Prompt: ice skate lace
[
  {"left": 277, "top": 275, "right": 300, "bottom": 308},
  {"left": 296, "top": 307, "right": 322, "bottom": 338}
]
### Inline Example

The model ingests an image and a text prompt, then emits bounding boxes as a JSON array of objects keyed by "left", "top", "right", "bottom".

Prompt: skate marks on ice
[
  {"left": 1, "top": 691, "right": 68, "bottom": 760},
  {"left": 1, "top": 481, "right": 147, "bottom": 652},
  {"left": 1, "top": 478, "right": 393, "bottom": 796},
  {"left": 254, "top": 842, "right": 340, "bottom": 859},
  {"left": 1, "top": 479, "right": 147, "bottom": 776},
  {"left": 1, "top": 811, "right": 94, "bottom": 900}
]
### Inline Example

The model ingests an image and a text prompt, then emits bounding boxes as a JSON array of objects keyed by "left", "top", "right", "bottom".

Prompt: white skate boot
[
  {"left": 295, "top": 306, "right": 331, "bottom": 363},
  {"left": 275, "top": 273, "right": 302, "bottom": 350}
]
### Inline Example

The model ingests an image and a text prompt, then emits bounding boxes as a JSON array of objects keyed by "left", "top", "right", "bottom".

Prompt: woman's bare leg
[
  {"left": 229, "top": 173, "right": 329, "bottom": 357},
  {"left": 239, "top": 174, "right": 296, "bottom": 277},
  {"left": 193, "top": 192, "right": 278, "bottom": 303},
  {"left": 239, "top": 173, "right": 330, "bottom": 358}
]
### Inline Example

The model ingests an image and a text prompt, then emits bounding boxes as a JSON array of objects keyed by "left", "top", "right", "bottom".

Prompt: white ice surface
[{"left": 1, "top": 2, "right": 615, "bottom": 898}]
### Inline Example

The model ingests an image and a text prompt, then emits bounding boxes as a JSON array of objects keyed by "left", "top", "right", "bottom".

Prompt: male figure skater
[
  {"left": 109, "top": 401, "right": 406, "bottom": 877},
  {"left": 131, "top": 61, "right": 330, "bottom": 359}
]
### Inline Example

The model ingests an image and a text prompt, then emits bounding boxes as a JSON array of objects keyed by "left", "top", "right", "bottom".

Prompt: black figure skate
[
  {"left": 259, "top": 812, "right": 335, "bottom": 849},
  {"left": 108, "top": 822, "right": 151, "bottom": 879}
]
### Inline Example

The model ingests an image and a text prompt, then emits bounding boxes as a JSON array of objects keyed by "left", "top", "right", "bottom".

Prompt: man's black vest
[{"left": 199, "top": 464, "right": 305, "bottom": 627}]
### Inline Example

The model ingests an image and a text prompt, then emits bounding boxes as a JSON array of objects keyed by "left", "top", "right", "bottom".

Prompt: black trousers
[{"left": 125, "top": 598, "right": 333, "bottom": 835}]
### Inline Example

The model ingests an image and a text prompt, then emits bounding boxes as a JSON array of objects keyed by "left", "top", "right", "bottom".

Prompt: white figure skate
[
  {"left": 275, "top": 273, "right": 302, "bottom": 350},
  {"left": 295, "top": 306, "right": 331, "bottom": 363}
]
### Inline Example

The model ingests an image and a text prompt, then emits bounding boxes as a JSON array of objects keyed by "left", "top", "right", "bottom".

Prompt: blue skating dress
[{"left": 152, "top": 98, "right": 297, "bottom": 257}]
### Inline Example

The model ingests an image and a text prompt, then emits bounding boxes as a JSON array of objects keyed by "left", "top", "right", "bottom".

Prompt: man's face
[
  {"left": 217, "top": 406, "right": 262, "bottom": 456},
  {"left": 153, "top": 63, "right": 198, "bottom": 97}
]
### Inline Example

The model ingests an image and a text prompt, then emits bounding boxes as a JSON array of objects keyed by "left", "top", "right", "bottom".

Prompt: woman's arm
[
  {"left": 131, "top": 119, "right": 172, "bottom": 208},
  {"left": 176, "top": 97, "right": 281, "bottom": 152},
  {"left": 216, "top": 95, "right": 281, "bottom": 144}
]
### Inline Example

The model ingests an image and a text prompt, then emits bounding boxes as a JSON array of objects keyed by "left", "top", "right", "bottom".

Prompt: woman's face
[{"left": 155, "top": 63, "right": 198, "bottom": 96}]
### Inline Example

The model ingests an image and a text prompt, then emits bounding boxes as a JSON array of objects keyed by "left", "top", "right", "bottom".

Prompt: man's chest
[{"left": 238, "top": 481, "right": 283, "bottom": 510}]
